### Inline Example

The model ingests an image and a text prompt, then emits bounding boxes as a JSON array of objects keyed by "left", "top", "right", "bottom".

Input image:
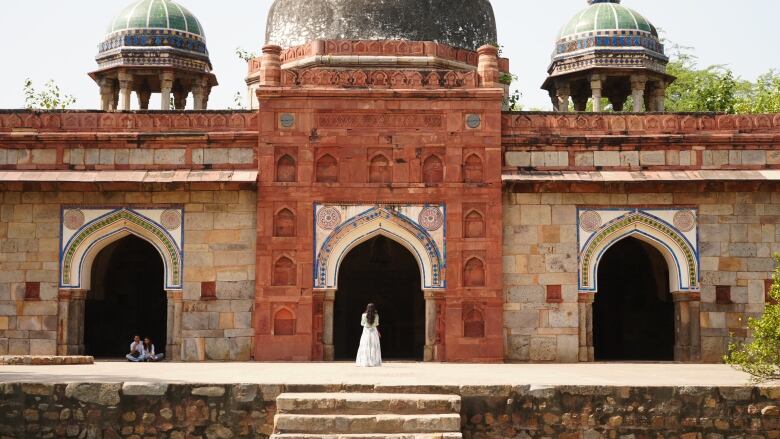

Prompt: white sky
[{"left": 1, "top": 0, "right": 778, "bottom": 110}]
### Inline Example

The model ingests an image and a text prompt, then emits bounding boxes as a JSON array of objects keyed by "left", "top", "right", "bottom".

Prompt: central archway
[
  {"left": 84, "top": 236, "right": 167, "bottom": 358},
  {"left": 334, "top": 236, "right": 425, "bottom": 360}
]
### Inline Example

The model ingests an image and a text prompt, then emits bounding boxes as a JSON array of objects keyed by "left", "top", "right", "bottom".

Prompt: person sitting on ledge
[
  {"left": 142, "top": 337, "right": 165, "bottom": 362},
  {"left": 126, "top": 335, "right": 145, "bottom": 362}
]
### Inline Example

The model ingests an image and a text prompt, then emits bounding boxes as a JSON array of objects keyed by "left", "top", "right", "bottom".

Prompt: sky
[{"left": 1, "top": 0, "right": 778, "bottom": 111}]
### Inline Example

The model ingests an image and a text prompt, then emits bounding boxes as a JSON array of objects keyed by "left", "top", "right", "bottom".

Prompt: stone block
[
  {"left": 530, "top": 336, "right": 557, "bottom": 361},
  {"left": 556, "top": 335, "right": 579, "bottom": 363},
  {"left": 639, "top": 150, "right": 665, "bottom": 166},
  {"left": 229, "top": 148, "right": 254, "bottom": 165},
  {"left": 65, "top": 383, "right": 121, "bottom": 406},
  {"left": 154, "top": 149, "right": 186, "bottom": 165},
  {"left": 183, "top": 312, "right": 211, "bottom": 330},
  {"left": 122, "top": 382, "right": 169, "bottom": 396},
  {"left": 742, "top": 150, "right": 766, "bottom": 165},
  {"left": 506, "top": 285, "right": 544, "bottom": 303},
  {"left": 575, "top": 152, "right": 593, "bottom": 167},
  {"left": 506, "top": 152, "right": 530, "bottom": 167},
  {"left": 29, "top": 339, "right": 55, "bottom": 355},
  {"left": 229, "top": 337, "right": 252, "bottom": 360},
  {"left": 548, "top": 305, "right": 578, "bottom": 328},
  {"left": 506, "top": 335, "right": 530, "bottom": 361},
  {"left": 520, "top": 205, "right": 551, "bottom": 225},
  {"left": 204, "top": 148, "right": 229, "bottom": 165},
  {"left": 619, "top": 151, "right": 639, "bottom": 167},
  {"left": 204, "top": 337, "right": 230, "bottom": 360},
  {"left": 129, "top": 149, "right": 153, "bottom": 165},
  {"left": 18, "top": 316, "right": 41, "bottom": 331},
  {"left": 594, "top": 151, "right": 620, "bottom": 167},
  {"left": 192, "top": 386, "right": 226, "bottom": 397},
  {"left": 505, "top": 311, "right": 539, "bottom": 330},
  {"left": 31, "top": 149, "right": 56, "bottom": 165},
  {"left": 234, "top": 312, "right": 252, "bottom": 329}
]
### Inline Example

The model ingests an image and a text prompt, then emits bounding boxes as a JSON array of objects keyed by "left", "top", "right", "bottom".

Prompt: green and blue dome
[
  {"left": 107, "top": 0, "right": 205, "bottom": 37},
  {"left": 554, "top": 0, "right": 665, "bottom": 60}
]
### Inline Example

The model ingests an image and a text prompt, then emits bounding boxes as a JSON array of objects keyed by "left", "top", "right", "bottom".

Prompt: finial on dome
[{"left": 588, "top": 0, "right": 620, "bottom": 4}]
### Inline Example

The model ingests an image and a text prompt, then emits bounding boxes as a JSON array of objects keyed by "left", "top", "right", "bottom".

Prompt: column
[
  {"left": 321, "top": 289, "right": 336, "bottom": 361},
  {"left": 590, "top": 75, "right": 603, "bottom": 112},
  {"left": 166, "top": 290, "right": 183, "bottom": 361},
  {"left": 689, "top": 293, "right": 701, "bottom": 361},
  {"left": 98, "top": 78, "right": 115, "bottom": 111},
  {"left": 174, "top": 91, "right": 188, "bottom": 110},
  {"left": 672, "top": 291, "right": 692, "bottom": 362},
  {"left": 160, "top": 71, "right": 174, "bottom": 110},
  {"left": 578, "top": 293, "right": 595, "bottom": 362},
  {"left": 423, "top": 289, "right": 442, "bottom": 362},
  {"left": 137, "top": 89, "right": 151, "bottom": 110},
  {"left": 654, "top": 82, "right": 667, "bottom": 112},
  {"left": 63, "top": 290, "right": 87, "bottom": 355},
  {"left": 476, "top": 44, "right": 500, "bottom": 88},
  {"left": 555, "top": 81, "right": 570, "bottom": 113},
  {"left": 117, "top": 71, "right": 133, "bottom": 111},
  {"left": 192, "top": 78, "right": 207, "bottom": 110},
  {"left": 259, "top": 44, "right": 282, "bottom": 87},
  {"left": 572, "top": 95, "right": 588, "bottom": 112},
  {"left": 630, "top": 75, "right": 647, "bottom": 112},
  {"left": 57, "top": 290, "right": 71, "bottom": 355}
]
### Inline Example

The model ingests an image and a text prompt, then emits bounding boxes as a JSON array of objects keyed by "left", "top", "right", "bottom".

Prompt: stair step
[
  {"left": 273, "top": 414, "right": 462, "bottom": 435},
  {"left": 276, "top": 393, "right": 461, "bottom": 415},
  {"left": 270, "top": 434, "right": 462, "bottom": 439}
]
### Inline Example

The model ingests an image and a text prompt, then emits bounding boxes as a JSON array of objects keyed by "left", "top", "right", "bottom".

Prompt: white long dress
[{"left": 356, "top": 313, "right": 382, "bottom": 367}]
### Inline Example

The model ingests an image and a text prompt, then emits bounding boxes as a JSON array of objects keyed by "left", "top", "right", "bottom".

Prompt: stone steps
[{"left": 271, "top": 393, "right": 463, "bottom": 438}]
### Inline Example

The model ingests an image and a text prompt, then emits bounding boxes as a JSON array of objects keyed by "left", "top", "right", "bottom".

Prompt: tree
[
  {"left": 734, "top": 70, "right": 780, "bottom": 114},
  {"left": 23, "top": 78, "right": 76, "bottom": 110},
  {"left": 664, "top": 46, "right": 740, "bottom": 113},
  {"left": 725, "top": 254, "right": 780, "bottom": 381}
]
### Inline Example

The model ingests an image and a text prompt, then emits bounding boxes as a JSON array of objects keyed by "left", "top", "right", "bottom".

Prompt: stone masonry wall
[
  {"left": 0, "top": 185, "right": 256, "bottom": 360},
  {"left": 0, "top": 382, "right": 777, "bottom": 438},
  {"left": 503, "top": 188, "right": 779, "bottom": 363}
]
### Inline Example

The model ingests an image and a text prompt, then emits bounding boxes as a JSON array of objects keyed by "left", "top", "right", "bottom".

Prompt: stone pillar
[
  {"left": 572, "top": 95, "right": 588, "bottom": 112},
  {"left": 321, "top": 289, "right": 336, "bottom": 361},
  {"left": 166, "top": 290, "right": 183, "bottom": 361},
  {"left": 578, "top": 293, "right": 595, "bottom": 362},
  {"left": 117, "top": 71, "right": 133, "bottom": 111},
  {"left": 259, "top": 44, "right": 282, "bottom": 87},
  {"left": 57, "top": 290, "right": 87, "bottom": 355},
  {"left": 672, "top": 291, "right": 692, "bottom": 362},
  {"left": 137, "top": 89, "right": 151, "bottom": 110},
  {"left": 192, "top": 78, "right": 208, "bottom": 110},
  {"left": 590, "top": 75, "right": 603, "bottom": 112},
  {"left": 689, "top": 293, "right": 701, "bottom": 361},
  {"left": 555, "top": 81, "right": 570, "bottom": 113},
  {"left": 653, "top": 83, "right": 667, "bottom": 112},
  {"left": 631, "top": 75, "right": 647, "bottom": 112},
  {"left": 477, "top": 44, "right": 501, "bottom": 88},
  {"left": 160, "top": 71, "right": 174, "bottom": 110},
  {"left": 173, "top": 91, "right": 188, "bottom": 110},
  {"left": 98, "top": 78, "right": 115, "bottom": 111},
  {"left": 423, "top": 289, "right": 443, "bottom": 362}
]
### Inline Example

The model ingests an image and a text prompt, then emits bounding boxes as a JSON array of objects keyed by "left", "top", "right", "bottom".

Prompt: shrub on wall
[{"left": 725, "top": 254, "right": 780, "bottom": 381}]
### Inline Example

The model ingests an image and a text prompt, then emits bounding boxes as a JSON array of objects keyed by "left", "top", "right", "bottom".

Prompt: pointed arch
[
  {"left": 273, "top": 307, "right": 296, "bottom": 336},
  {"left": 316, "top": 154, "right": 339, "bottom": 183},
  {"left": 579, "top": 211, "right": 699, "bottom": 292},
  {"left": 274, "top": 208, "right": 296, "bottom": 237},
  {"left": 464, "top": 209, "right": 486, "bottom": 238},
  {"left": 464, "top": 257, "right": 486, "bottom": 287},
  {"left": 276, "top": 154, "right": 297, "bottom": 182},
  {"left": 369, "top": 154, "right": 391, "bottom": 183},
  {"left": 422, "top": 154, "right": 444, "bottom": 184},
  {"left": 314, "top": 207, "right": 444, "bottom": 290},
  {"left": 463, "top": 154, "right": 483, "bottom": 183},
  {"left": 273, "top": 256, "right": 296, "bottom": 286},
  {"left": 60, "top": 209, "right": 182, "bottom": 290}
]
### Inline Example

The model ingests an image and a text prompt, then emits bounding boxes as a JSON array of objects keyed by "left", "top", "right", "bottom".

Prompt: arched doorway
[
  {"left": 84, "top": 236, "right": 167, "bottom": 358},
  {"left": 333, "top": 236, "right": 425, "bottom": 360},
  {"left": 593, "top": 237, "right": 675, "bottom": 361}
]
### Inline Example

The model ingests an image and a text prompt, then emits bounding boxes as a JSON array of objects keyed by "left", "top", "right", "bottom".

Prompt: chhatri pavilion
[{"left": 0, "top": 0, "right": 778, "bottom": 364}]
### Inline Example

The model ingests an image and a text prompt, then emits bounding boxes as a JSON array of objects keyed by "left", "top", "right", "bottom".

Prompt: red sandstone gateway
[{"left": 0, "top": 0, "right": 778, "bottom": 365}]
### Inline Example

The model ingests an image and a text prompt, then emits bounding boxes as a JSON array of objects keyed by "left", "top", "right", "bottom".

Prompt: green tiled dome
[
  {"left": 559, "top": 0, "right": 657, "bottom": 40},
  {"left": 108, "top": 0, "right": 205, "bottom": 37}
]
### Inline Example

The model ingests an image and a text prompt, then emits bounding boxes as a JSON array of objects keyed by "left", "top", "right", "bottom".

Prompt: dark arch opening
[
  {"left": 593, "top": 237, "right": 675, "bottom": 361},
  {"left": 334, "top": 235, "right": 425, "bottom": 361},
  {"left": 84, "top": 236, "right": 167, "bottom": 358}
]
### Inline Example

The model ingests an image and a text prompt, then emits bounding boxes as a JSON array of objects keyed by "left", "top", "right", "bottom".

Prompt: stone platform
[
  {"left": 1, "top": 363, "right": 778, "bottom": 439},
  {"left": 0, "top": 361, "right": 774, "bottom": 386}
]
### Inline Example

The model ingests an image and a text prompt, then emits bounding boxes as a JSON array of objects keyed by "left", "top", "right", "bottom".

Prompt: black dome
[{"left": 265, "top": 0, "right": 497, "bottom": 51}]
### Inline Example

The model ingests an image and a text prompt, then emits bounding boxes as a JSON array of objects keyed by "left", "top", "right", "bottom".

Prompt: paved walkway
[{"left": 0, "top": 362, "right": 775, "bottom": 387}]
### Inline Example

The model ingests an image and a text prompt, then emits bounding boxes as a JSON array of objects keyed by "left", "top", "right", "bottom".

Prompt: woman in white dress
[{"left": 356, "top": 303, "right": 382, "bottom": 367}]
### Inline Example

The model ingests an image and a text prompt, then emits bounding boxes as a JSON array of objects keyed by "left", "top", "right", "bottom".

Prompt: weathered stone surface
[
  {"left": 121, "top": 382, "right": 169, "bottom": 396},
  {"left": 64, "top": 383, "right": 121, "bottom": 406},
  {"left": 192, "top": 386, "right": 226, "bottom": 397}
]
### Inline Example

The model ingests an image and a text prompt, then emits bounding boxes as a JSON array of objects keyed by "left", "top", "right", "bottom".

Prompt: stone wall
[
  {"left": 0, "top": 185, "right": 256, "bottom": 360},
  {"left": 0, "top": 382, "right": 777, "bottom": 438},
  {"left": 503, "top": 188, "right": 778, "bottom": 363}
]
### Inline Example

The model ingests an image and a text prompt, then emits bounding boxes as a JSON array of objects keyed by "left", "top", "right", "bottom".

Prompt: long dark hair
[
  {"left": 143, "top": 337, "right": 153, "bottom": 352},
  {"left": 365, "top": 303, "right": 377, "bottom": 325}
]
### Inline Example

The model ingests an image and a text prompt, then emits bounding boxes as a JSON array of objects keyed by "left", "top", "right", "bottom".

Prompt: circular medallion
[
  {"left": 418, "top": 207, "right": 444, "bottom": 232},
  {"left": 579, "top": 210, "right": 602, "bottom": 233},
  {"left": 466, "top": 114, "right": 481, "bottom": 129},
  {"left": 317, "top": 207, "right": 342, "bottom": 230},
  {"left": 673, "top": 210, "right": 696, "bottom": 232},
  {"left": 279, "top": 113, "right": 295, "bottom": 128},
  {"left": 63, "top": 209, "right": 85, "bottom": 230},
  {"left": 160, "top": 209, "right": 182, "bottom": 231}
]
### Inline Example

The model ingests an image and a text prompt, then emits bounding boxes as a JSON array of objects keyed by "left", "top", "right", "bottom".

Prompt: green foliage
[
  {"left": 235, "top": 47, "right": 259, "bottom": 62},
  {"left": 23, "top": 78, "right": 76, "bottom": 110},
  {"left": 725, "top": 254, "right": 780, "bottom": 381},
  {"left": 664, "top": 44, "right": 780, "bottom": 114}
]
